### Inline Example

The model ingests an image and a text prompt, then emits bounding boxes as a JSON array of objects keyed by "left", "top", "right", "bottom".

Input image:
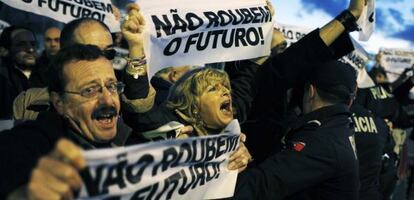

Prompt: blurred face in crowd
[
  {"left": 375, "top": 72, "right": 387, "bottom": 84},
  {"left": 169, "top": 65, "right": 192, "bottom": 83},
  {"left": 58, "top": 57, "right": 121, "bottom": 142},
  {"left": 199, "top": 82, "right": 233, "bottom": 130},
  {"left": 271, "top": 29, "right": 287, "bottom": 54},
  {"left": 73, "top": 22, "right": 114, "bottom": 55},
  {"left": 10, "top": 29, "right": 38, "bottom": 69},
  {"left": 44, "top": 27, "right": 61, "bottom": 56}
]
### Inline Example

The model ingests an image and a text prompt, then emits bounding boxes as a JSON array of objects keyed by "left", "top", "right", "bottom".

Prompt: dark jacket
[
  {"left": 241, "top": 29, "right": 355, "bottom": 163},
  {"left": 351, "top": 103, "right": 392, "bottom": 200},
  {"left": 355, "top": 85, "right": 398, "bottom": 121},
  {"left": 0, "top": 58, "right": 48, "bottom": 119},
  {"left": 150, "top": 76, "right": 173, "bottom": 105},
  {"left": 233, "top": 104, "right": 359, "bottom": 200},
  {"left": 0, "top": 111, "right": 137, "bottom": 199}
]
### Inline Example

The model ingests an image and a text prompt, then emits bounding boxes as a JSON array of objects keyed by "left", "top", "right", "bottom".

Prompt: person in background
[
  {"left": 151, "top": 65, "right": 192, "bottom": 105},
  {"left": 0, "top": 26, "right": 39, "bottom": 119}
]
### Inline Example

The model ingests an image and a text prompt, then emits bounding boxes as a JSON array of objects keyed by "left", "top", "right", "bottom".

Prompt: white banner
[
  {"left": 356, "top": 0, "right": 375, "bottom": 41},
  {"left": 340, "top": 39, "right": 375, "bottom": 88},
  {"left": 379, "top": 48, "right": 414, "bottom": 82},
  {"left": 77, "top": 120, "right": 241, "bottom": 200},
  {"left": 139, "top": 0, "right": 273, "bottom": 77},
  {"left": 274, "top": 23, "right": 312, "bottom": 47},
  {"left": 2, "top": 0, "right": 120, "bottom": 32},
  {"left": 0, "top": 20, "right": 10, "bottom": 34}
]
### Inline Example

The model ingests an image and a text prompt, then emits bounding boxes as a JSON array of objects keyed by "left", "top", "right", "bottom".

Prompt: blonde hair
[{"left": 166, "top": 67, "right": 231, "bottom": 136}]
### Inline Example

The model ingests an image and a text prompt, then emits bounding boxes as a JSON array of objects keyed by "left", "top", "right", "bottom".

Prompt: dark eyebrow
[
  {"left": 104, "top": 44, "right": 114, "bottom": 50},
  {"left": 78, "top": 80, "right": 100, "bottom": 89}
]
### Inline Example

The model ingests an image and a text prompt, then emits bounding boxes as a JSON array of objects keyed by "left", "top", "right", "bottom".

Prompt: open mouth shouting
[
  {"left": 92, "top": 106, "right": 118, "bottom": 129},
  {"left": 220, "top": 99, "right": 233, "bottom": 116}
]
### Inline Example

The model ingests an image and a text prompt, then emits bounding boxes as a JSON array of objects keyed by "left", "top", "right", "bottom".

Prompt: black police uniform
[
  {"left": 232, "top": 104, "right": 359, "bottom": 200},
  {"left": 351, "top": 103, "right": 393, "bottom": 200}
]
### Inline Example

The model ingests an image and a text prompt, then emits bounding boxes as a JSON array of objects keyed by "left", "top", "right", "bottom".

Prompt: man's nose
[{"left": 98, "top": 87, "right": 115, "bottom": 105}]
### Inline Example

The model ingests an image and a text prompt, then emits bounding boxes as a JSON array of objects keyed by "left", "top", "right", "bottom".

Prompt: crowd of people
[{"left": 0, "top": 0, "right": 413, "bottom": 199}]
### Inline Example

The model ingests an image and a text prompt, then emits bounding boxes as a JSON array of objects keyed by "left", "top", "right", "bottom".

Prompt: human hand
[
  {"left": 27, "top": 139, "right": 86, "bottom": 200},
  {"left": 228, "top": 133, "right": 252, "bottom": 173},
  {"left": 122, "top": 3, "right": 146, "bottom": 57},
  {"left": 266, "top": 0, "right": 275, "bottom": 17},
  {"left": 348, "top": 0, "right": 367, "bottom": 20},
  {"left": 176, "top": 125, "right": 194, "bottom": 139}
]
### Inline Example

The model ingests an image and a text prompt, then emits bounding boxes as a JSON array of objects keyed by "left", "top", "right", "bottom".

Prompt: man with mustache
[
  {"left": 1, "top": 41, "right": 165, "bottom": 199},
  {"left": 1, "top": 5, "right": 155, "bottom": 199}
]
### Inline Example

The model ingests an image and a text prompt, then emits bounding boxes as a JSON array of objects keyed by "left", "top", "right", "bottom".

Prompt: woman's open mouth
[{"left": 220, "top": 99, "right": 233, "bottom": 115}]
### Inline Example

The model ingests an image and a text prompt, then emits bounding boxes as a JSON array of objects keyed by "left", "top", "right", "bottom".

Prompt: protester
[
  {"left": 37, "top": 27, "right": 61, "bottom": 66},
  {"left": 12, "top": 15, "right": 156, "bottom": 121},
  {"left": 0, "top": 26, "right": 40, "bottom": 119},
  {"left": 2, "top": 0, "right": 414, "bottom": 198},
  {"left": 151, "top": 65, "right": 192, "bottom": 105},
  {"left": 0, "top": 44, "right": 129, "bottom": 199}
]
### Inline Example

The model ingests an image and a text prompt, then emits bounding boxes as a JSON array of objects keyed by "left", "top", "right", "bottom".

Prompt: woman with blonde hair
[{"left": 124, "top": 64, "right": 258, "bottom": 171}]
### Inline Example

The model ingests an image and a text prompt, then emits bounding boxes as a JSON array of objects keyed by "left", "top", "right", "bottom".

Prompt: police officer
[
  {"left": 232, "top": 60, "right": 359, "bottom": 200},
  {"left": 351, "top": 103, "right": 394, "bottom": 200}
]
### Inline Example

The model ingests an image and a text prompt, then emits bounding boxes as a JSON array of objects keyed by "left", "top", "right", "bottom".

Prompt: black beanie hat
[{"left": 309, "top": 60, "right": 357, "bottom": 101}]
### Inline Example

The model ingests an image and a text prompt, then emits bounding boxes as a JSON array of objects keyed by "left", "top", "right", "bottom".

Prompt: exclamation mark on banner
[{"left": 258, "top": 27, "right": 264, "bottom": 45}]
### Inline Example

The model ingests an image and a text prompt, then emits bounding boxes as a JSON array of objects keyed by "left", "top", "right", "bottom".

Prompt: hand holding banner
[
  {"left": 356, "top": 0, "right": 375, "bottom": 41},
  {"left": 77, "top": 120, "right": 242, "bottom": 200},
  {"left": 138, "top": 0, "right": 274, "bottom": 77}
]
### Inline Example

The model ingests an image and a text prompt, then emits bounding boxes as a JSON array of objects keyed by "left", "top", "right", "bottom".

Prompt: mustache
[{"left": 91, "top": 105, "right": 118, "bottom": 119}]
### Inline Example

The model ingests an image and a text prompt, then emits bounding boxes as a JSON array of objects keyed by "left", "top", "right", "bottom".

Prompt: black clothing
[
  {"left": 233, "top": 104, "right": 359, "bottom": 200},
  {"left": 351, "top": 103, "right": 392, "bottom": 200},
  {"left": 0, "top": 58, "right": 48, "bottom": 119},
  {"left": 30, "top": 51, "right": 54, "bottom": 87},
  {"left": 150, "top": 76, "right": 172, "bottom": 105},
  {"left": 123, "top": 72, "right": 150, "bottom": 99},
  {"left": 241, "top": 29, "right": 355, "bottom": 163},
  {"left": 0, "top": 111, "right": 137, "bottom": 199},
  {"left": 355, "top": 85, "right": 399, "bottom": 121}
]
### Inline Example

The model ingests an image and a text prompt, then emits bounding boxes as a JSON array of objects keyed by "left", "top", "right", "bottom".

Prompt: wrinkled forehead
[
  {"left": 195, "top": 70, "right": 230, "bottom": 91},
  {"left": 73, "top": 23, "right": 113, "bottom": 50},
  {"left": 63, "top": 57, "right": 116, "bottom": 87}
]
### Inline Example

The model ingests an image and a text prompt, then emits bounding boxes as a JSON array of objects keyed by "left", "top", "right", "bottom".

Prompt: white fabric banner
[
  {"left": 379, "top": 48, "right": 414, "bottom": 98},
  {"left": 340, "top": 39, "right": 375, "bottom": 88},
  {"left": 274, "top": 23, "right": 312, "bottom": 47},
  {"left": 139, "top": 0, "right": 273, "bottom": 77},
  {"left": 380, "top": 48, "right": 414, "bottom": 82},
  {"left": 2, "top": 0, "right": 120, "bottom": 32},
  {"left": 77, "top": 120, "right": 241, "bottom": 200},
  {"left": 0, "top": 20, "right": 10, "bottom": 34},
  {"left": 356, "top": 0, "right": 375, "bottom": 41}
]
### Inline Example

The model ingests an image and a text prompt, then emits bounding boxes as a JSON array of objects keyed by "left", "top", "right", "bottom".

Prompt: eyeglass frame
[
  {"left": 63, "top": 81, "right": 125, "bottom": 98},
  {"left": 103, "top": 48, "right": 116, "bottom": 60}
]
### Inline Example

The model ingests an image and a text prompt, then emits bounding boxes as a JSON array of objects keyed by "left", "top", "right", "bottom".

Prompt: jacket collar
[{"left": 289, "top": 104, "right": 351, "bottom": 132}]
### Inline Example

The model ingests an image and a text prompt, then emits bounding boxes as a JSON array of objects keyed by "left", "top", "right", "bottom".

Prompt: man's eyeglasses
[
  {"left": 64, "top": 81, "right": 125, "bottom": 98},
  {"left": 103, "top": 48, "right": 116, "bottom": 60}
]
